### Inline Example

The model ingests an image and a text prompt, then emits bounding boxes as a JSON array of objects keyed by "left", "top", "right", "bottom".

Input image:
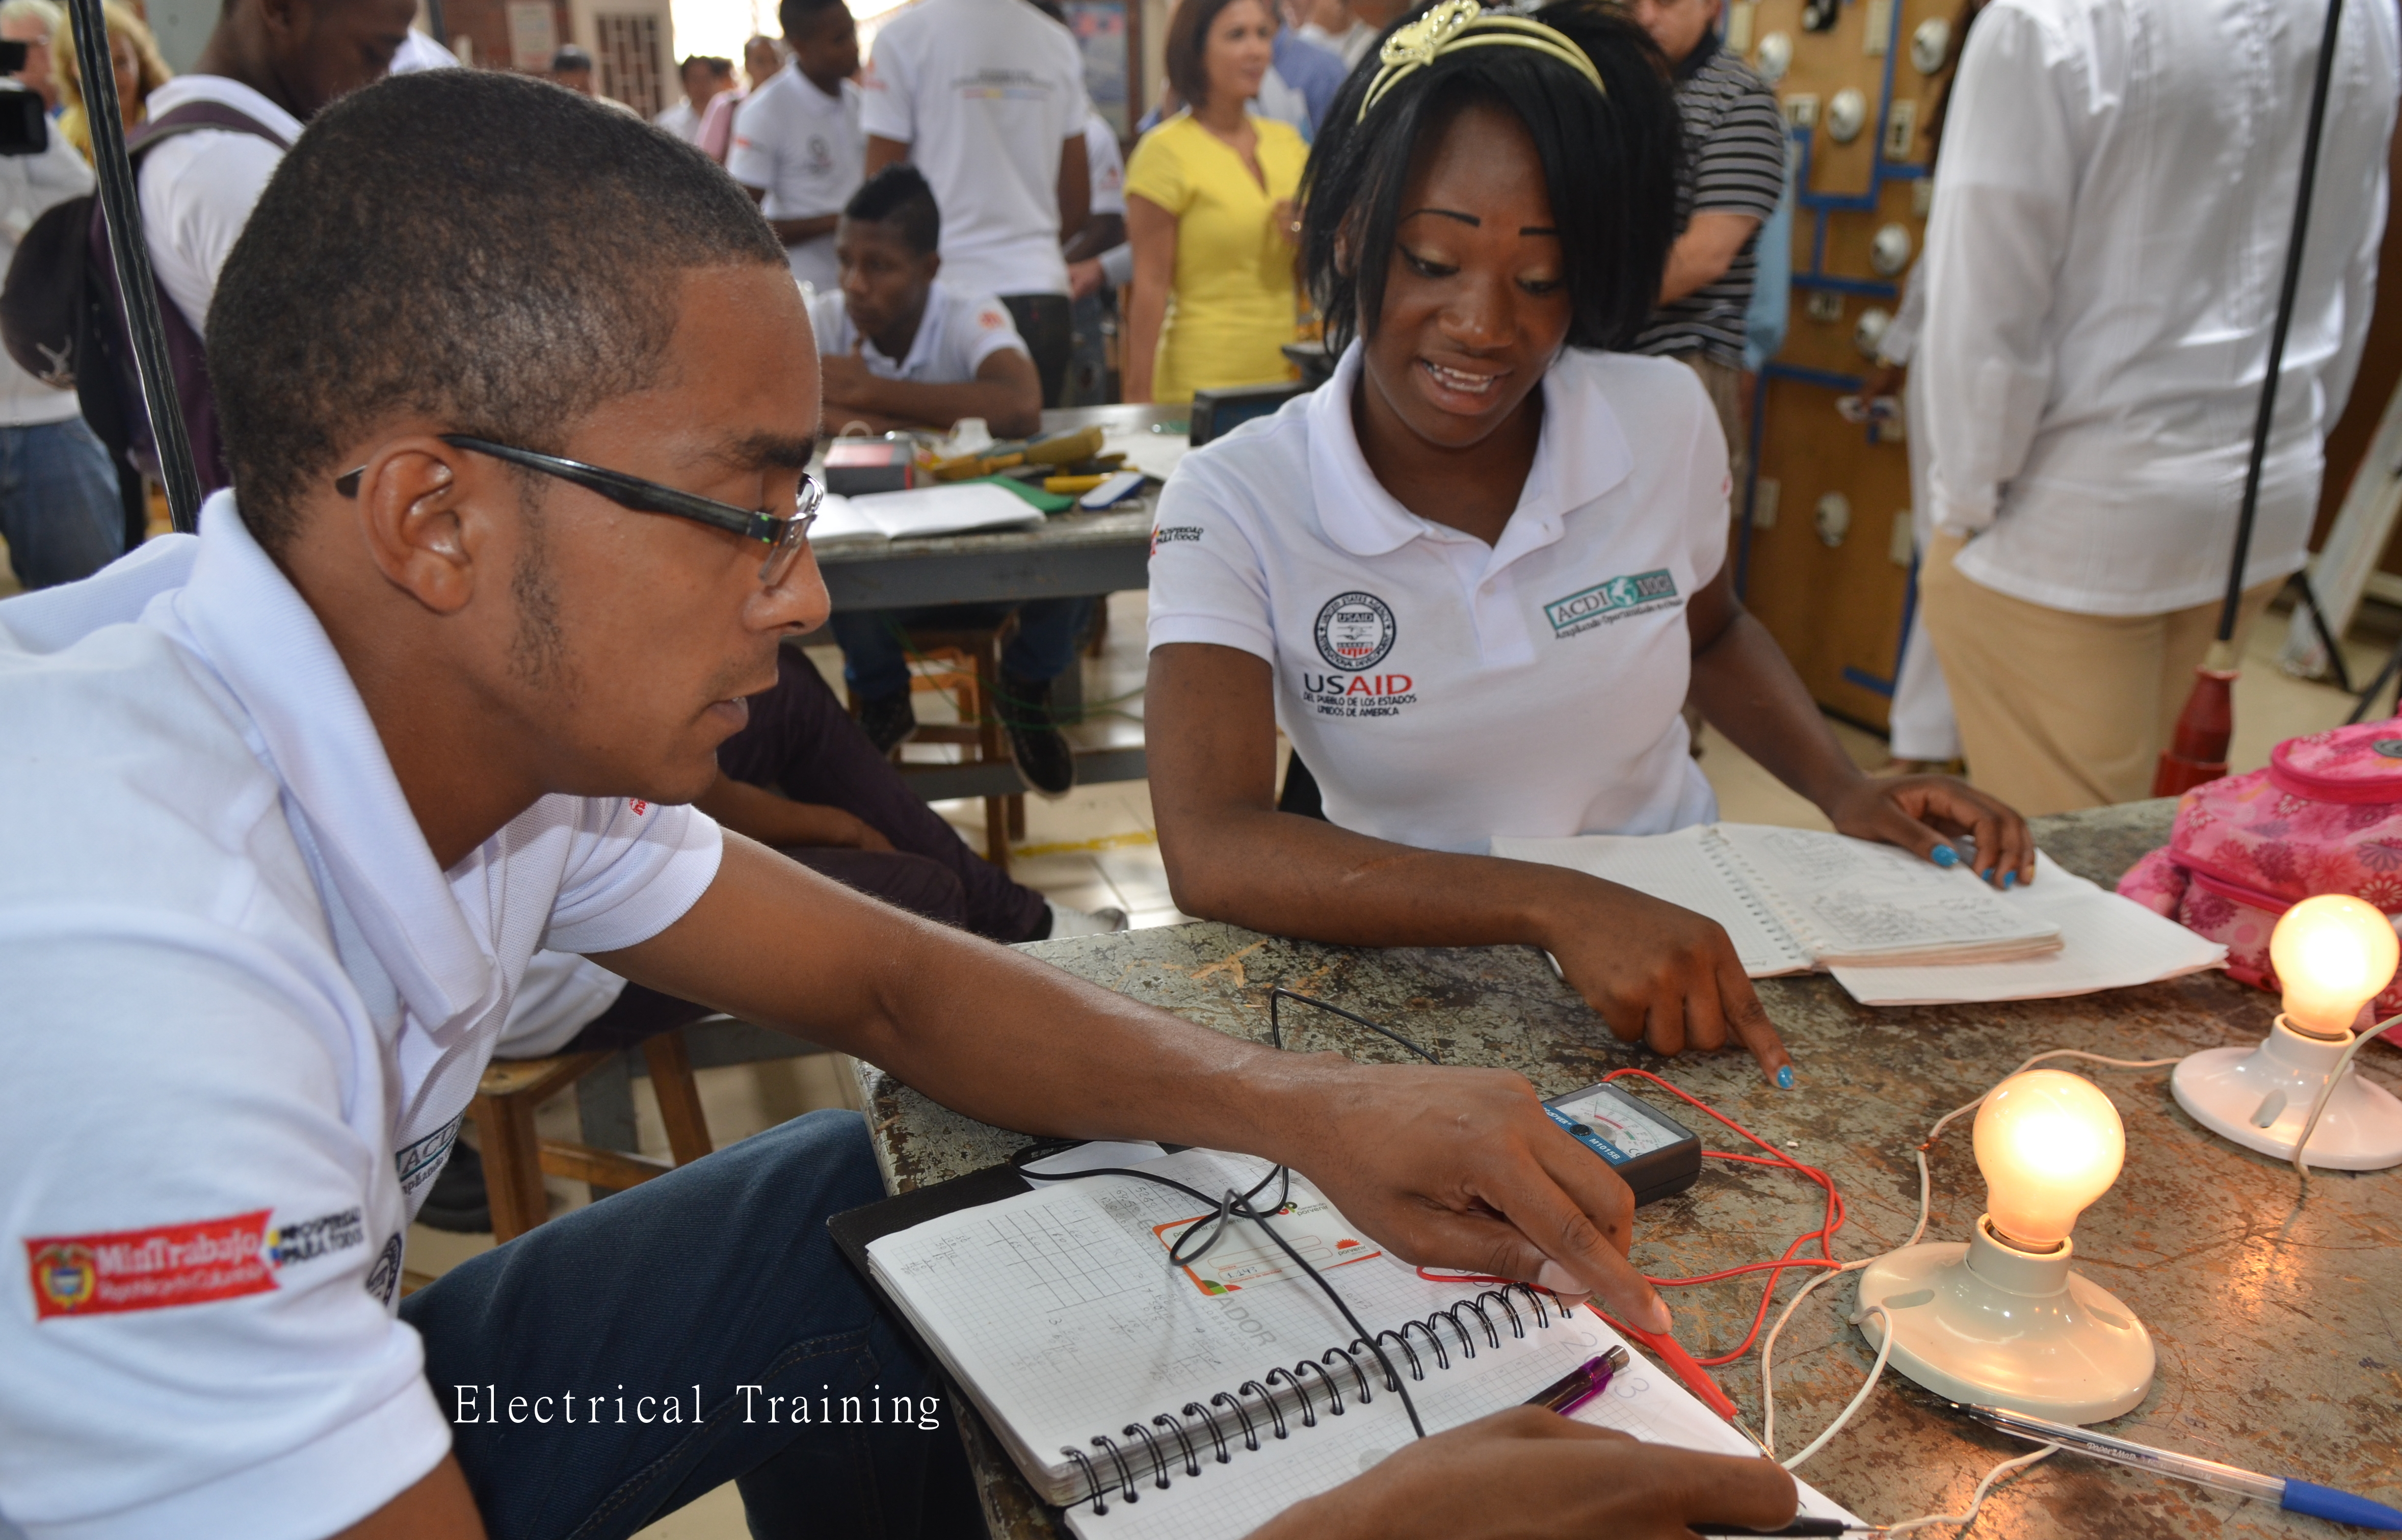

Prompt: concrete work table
[{"left": 855, "top": 800, "right": 2402, "bottom": 1537}]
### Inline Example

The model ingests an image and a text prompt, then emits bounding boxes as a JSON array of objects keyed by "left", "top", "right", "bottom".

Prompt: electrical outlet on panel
[
  {"left": 1750, "top": 478, "right": 1781, "bottom": 530},
  {"left": 1912, "top": 178, "right": 1934, "bottom": 217},
  {"left": 1806, "top": 289, "right": 1844, "bottom": 323},
  {"left": 1884, "top": 98, "right": 1917, "bottom": 161},
  {"left": 1784, "top": 92, "right": 1818, "bottom": 130},
  {"left": 1726, "top": 0, "right": 1755, "bottom": 52},
  {"left": 1889, "top": 512, "right": 1915, "bottom": 567},
  {"left": 1862, "top": 0, "right": 1892, "bottom": 55}
]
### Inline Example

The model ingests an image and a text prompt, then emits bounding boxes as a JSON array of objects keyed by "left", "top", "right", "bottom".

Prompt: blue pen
[{"left": 1964, "top": 1404, "right": 2402, "bottom": 1530}]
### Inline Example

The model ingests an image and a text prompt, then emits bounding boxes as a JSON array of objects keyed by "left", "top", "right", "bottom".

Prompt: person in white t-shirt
[
  {"left": 1146, "top": 4, "right": 2033, "bottom": 1082},
  {"left": 809, "top": 165, "right": 1085, "bottom": 788},
  {"left": 861, "top": 0, "right": 1091, "bottom": 405},
  {"left": 131, "top": 0, "right": 414, "bottom": 492},
  {"left": 1, "top": 70, "right": 1800, "bottom": 1540},
  {"left": 653, "top": 52, "right": 731, "bottom": 142},
  {"left": 809, "top": 165, "right": 1042, "bottom": 437},
  {"left": 726, "top": 0, "right": 861, "bottom": 291}
]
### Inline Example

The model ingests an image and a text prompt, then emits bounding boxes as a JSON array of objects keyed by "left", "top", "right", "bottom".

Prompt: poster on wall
[
  {"left": 507, "top": 0, "right": 558, "bottom": 70},
  {"left": 1063, "top": 0, "right": 1132, "bottom": 137}
]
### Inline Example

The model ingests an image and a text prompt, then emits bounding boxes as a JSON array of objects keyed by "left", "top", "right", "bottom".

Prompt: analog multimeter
[{"left": 1542, "top": 1082, "right": 1705, "bottom": 1206}]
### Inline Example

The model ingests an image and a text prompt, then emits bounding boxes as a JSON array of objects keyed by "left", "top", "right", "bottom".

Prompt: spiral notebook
[
  {"left": 1490, "top": 822, "right": 2063, "bottom": 975},
  {"left": 849, "top": 1147, "right": 1858, "bottom": 1537}
]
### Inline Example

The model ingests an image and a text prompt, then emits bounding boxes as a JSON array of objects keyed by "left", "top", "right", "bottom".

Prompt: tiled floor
[{"left": 9, "top": 532, "right": 2396, "bottom": 1537}]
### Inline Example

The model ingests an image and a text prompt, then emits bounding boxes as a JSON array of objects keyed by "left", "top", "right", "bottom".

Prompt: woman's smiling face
[{"left": 1356, "top": 97, "right": 1576, "bottom": 452}]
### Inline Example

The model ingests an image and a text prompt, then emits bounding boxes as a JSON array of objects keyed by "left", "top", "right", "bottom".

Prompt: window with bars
[{"left": 594, "top": 12, "right": 666, "bottom": 118}]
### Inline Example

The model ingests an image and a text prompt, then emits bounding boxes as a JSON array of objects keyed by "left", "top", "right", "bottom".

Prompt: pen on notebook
[
  {"left": 1688, "top": 1522, "right": 1883, "bottom": 1537},
  {"left": 1962, "top": 1404, "right": 2402, "bottom": 1530},
  {"left": 1522, "top": 1347, "right": 1628, "bottom": 1415}
]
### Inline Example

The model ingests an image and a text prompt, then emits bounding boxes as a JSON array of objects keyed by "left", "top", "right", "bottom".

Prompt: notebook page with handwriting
[
  {"left": 1710, "top": 825, "right": 2062, "bottom": 966},
  {"left": 1489, "top": 826, "right": 1812, "bottom": 976}
]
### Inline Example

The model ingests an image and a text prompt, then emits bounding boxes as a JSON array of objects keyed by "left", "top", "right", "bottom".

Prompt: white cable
[
  {"left": 1754, "top": 1053, "right": 2180, "bottom": 1470},
  {"left": 1780, "top": 1305, "right": 1891, "bottom": 1471},
  {"left": 1881, "top": 1443, "right": 2058, "bottom": 1534},
  {"left": 2291, "top": 1012, "right": 2401, "bottom": 1183}
]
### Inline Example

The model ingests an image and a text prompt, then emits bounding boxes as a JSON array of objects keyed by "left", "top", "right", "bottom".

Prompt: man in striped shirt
[{"left": 1629, "top": 0, "right": 1787, "bottom": 483}]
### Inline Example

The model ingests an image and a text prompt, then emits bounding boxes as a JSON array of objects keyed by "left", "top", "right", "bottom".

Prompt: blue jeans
[
  {"left": 400, "top": 1110, "right": 978, "bottom": 1539},
  {"left": 831, "top": 598, "right": 1095, "bottom": 702},
  {"left": 0, "top": 417, "right": 123, "bottom": 589}
]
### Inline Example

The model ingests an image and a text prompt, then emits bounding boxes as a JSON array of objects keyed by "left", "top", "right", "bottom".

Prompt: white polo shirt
[
  {"left": 807, "top": 277, "right": 1028, "bottom": 383},
  {"left": 728, "top": 68, "right": 864, "bottom": 293},
  {"left": 1146, "top": 342, "right": 1726, "bottom": 854},
  {"left": 0, "top": 494, "right": 721, "bottom": 1538},
  {"left": 860, "top": 0, "right": 1089, "bottom": 298},
  {"left": 136, "top": 75, "right": 303, "bottom": 335}
]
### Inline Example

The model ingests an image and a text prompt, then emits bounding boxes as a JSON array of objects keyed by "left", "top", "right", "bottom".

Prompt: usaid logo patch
[
  {"left": 1315, "top": 592, "right": 1396, "bottom": 672},
  {"left": 1545, "top": 570, "right": 1680, "bottom": 639}
]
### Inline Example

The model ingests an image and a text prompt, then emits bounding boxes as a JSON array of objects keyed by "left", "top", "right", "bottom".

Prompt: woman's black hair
[{"left": 1299, "top": 1, "right": 1683, "bottom": 357}]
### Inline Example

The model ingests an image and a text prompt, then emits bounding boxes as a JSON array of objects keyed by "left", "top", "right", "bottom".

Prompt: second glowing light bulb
[
  {"left": 1972, "top": 1070, "right": 2125, "bottom": 1253},
  {"left": 2269, "top": 894, "right": 2400, "bottom": 1038}
]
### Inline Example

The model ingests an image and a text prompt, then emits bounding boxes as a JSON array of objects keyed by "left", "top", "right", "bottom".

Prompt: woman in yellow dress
[
  {"left": 1121, "top": 0, "right": 1309, "bottom": 403},
  {"left": 54, "top": 0, "right": 171, "bottom": 164}
]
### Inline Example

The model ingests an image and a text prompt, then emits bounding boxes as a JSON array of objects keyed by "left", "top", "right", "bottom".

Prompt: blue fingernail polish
[
  {"left": 1982, "top": 867, "right": 1995, "bottom": 881},
  {"left": 1931, "top": 845, "right": 1958, "bottom": 868},
  {"left": 1777, "top": 1066, "right": 1795, "bottom": 1089},
  {"left": 2003, "top": 871, "right": 2018, "bottom": 889}
]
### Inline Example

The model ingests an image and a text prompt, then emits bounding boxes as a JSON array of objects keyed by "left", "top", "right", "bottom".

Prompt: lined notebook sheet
[
  {"left": 863, "top": 1149, "right": 1856, "bottom": 1536},
  {"left": 1491, "top": 825, "right": 1811, "bottom": 975},
  {"left": 1492, "top": 824, "right": 2061, "bottom": 972}
]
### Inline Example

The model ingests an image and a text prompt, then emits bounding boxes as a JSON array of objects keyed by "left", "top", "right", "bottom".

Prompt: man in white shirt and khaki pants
[{"left": 1916, "top": 0, "right": 2400, "bottom": 816}]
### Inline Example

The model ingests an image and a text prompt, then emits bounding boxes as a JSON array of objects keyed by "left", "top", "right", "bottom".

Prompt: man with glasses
[{"left": 0, "top": 72, "right": 1798, "bottom": 1540}]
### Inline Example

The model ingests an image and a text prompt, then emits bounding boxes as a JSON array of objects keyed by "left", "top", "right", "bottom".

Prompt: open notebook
[
  {"left": 1491, "top": 822, "right": 2064, "bottom": 974},
  {"left": 858, "top": 1147, "right": 1858, "bottom": 1538}
]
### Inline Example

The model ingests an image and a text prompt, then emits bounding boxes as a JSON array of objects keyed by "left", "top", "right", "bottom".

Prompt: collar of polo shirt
[{"left": 1307, "top": 340, "right": 1635, "bottom": 562}]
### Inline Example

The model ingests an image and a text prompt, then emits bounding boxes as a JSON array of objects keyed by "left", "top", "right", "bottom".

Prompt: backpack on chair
[{"left": 0, "top": 101, "right": 291, "bottom": 496}]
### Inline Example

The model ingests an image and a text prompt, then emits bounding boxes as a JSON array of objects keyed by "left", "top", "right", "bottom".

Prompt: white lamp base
[
  {"left": 2172, "top": 1015, "right": 2402, "bottom": 1170},
  {"left": 1855, "top": 1216, "right": 2154, "bottom": 1424}
]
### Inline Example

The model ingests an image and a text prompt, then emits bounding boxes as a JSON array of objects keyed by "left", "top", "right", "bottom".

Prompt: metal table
[
  {"left": 809, "top": 404, "right": 1175, "bottom": 800},
  {"left": 854, "top": 800, "right": 2402, "bottom": 1537}
]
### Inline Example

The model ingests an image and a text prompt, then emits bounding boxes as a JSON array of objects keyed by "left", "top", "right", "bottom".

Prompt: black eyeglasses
[{"left": 336, "top": 434, "right": 823, "bottom": 587}]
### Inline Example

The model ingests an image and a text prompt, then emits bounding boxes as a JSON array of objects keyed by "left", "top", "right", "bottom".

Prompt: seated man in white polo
[
  {"left": 815, "top": 164, "right": 1087, "bottom": 794},
  {"left": 0, "top": 69, "right": 1796, "bottom": 1540}
]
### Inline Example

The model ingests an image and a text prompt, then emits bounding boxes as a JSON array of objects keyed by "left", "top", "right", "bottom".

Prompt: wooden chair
[
  {"left": 467, "top": 1029, "right": 714, "bottom": 1243},
  {"left": 879, "top": 621, "right": 1026, "bottom": 869}
]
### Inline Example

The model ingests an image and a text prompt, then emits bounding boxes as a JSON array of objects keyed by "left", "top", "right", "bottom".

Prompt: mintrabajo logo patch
[{"left": 1544, "top": 570, "right": 1680, "bottom": 639}]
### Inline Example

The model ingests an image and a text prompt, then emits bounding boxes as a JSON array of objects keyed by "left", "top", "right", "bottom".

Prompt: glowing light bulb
[
  {"left": 2269, "top": 894, "right": 2399, "bottom": 1037},
  {"left": 1972, "top": 1070, "right": 2124, "bottom": 1252}
]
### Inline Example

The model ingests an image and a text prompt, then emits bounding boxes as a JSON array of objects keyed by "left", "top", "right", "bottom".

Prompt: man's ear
[
  {"left": 346, "top": 437, "right": 490, "bottom": 616},
  {"left": 922, "top": 249, "right": 942, "bottom": 284}
]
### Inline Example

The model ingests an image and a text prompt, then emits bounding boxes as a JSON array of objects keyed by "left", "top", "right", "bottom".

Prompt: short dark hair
[
  {"left": 208, "top": 70, "right": 784, "bottom": 554},
  {"left": 550, "top": 43, "right": 592, "bottom": 71},
  {"left": 1163, "top": 0, "right": 1258, "bottom": 111},
  {"left": 843, "top": 163, "right": 941, "bottom": 256},
  {"left": 1299, "top": 1, "right": 1682, "bottom": 356},
  {"left": 777, "top": 0, "right": 848, "bottom": 40}
]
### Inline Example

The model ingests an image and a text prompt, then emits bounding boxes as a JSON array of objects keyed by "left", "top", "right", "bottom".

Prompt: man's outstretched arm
[{"left": 593, "top": 833, "right": 1677, "bottom": 1333}]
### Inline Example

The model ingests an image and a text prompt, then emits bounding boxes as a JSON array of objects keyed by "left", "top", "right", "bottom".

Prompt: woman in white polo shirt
[{"left": 1146, "top": 0, "right": 2034, "bottom": 1083}]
